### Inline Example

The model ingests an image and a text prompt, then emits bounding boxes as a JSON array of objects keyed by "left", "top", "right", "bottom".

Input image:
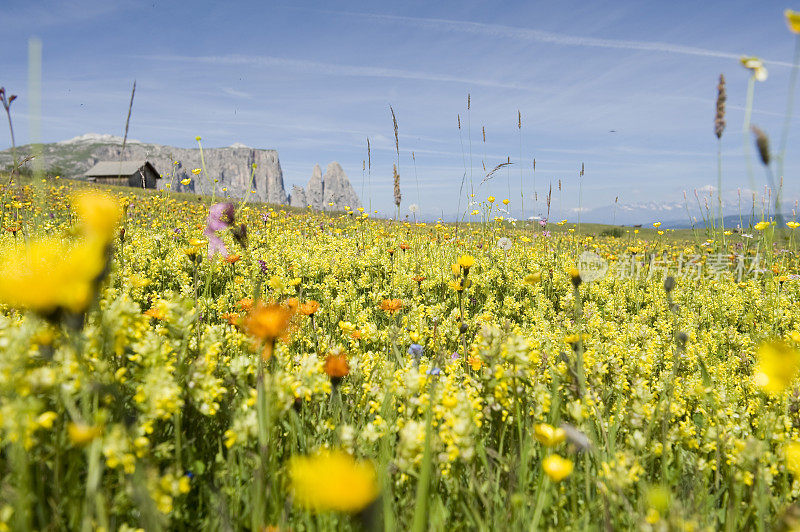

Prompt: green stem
[
  {"left": 777, "top": 35, "right": 800, "bottom": 184},
  {"left": 718, "top": 138, "right": 725, "bottom": 247},
  {"left": 742, "top": 75, "right": 757, "bottom": 194}
]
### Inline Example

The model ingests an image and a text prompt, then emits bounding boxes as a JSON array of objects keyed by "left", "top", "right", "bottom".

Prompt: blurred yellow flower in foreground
[
  {"left": 0, "top": 238, "right": 106, "bottom": 314},
  {"left": 68, "top": 423, "right": 102, "bottom": 446},
  {"left": 542, "top": 455, "right": 573, "bottom": 482},
  {"left": 788, "top": 221, "right": 800, "bottom": 229},
  {"left": 72, "top": 190, "right": 122, "bottom": 243},
  {"left": 786, "top": 9, "right": 800, "bottom": 33},
  {"left": 534, "top": 423, "right": 566, "bottom": 447},
  {"left": 36, "top": 411, "right": 58, "bottom": 429},
  {"left": 289, "top": 450, "right": 379, "bottom": 513},
  {"left": 785, "top": 442, "right": 800, "bottom": 476},
  {"left": 754, "top": 341, "right": 800, "bottom": 395}
]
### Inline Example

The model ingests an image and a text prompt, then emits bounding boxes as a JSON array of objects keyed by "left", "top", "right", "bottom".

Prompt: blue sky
[{"left": 1, "top": 0, "right": 800, "bottom": 222}]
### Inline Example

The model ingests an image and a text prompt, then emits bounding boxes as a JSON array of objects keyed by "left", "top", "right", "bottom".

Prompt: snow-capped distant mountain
[
  {"left": 57, "top": 133, "right": 141, "bottom": 145},
  {"left": 577, "top": 201, "right": 688, "bottom": 225}
]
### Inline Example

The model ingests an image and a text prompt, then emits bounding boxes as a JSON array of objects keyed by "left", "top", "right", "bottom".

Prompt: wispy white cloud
[
  {"left": 221, "top": 87, "right": 253, "bottom": 99},
  {"left": 142, "top": 54, "right": 540, "bottom": 91},
  {"left": 330, "top": 11, "right": 794, "bottom": 68},
  {"left": 4, "top": 0, "right": 137, "bottom": 29}
]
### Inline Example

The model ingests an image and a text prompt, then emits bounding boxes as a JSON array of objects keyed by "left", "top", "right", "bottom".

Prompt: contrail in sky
[{"left": 323, "top": 10, "right": 793, "bottom": 68}]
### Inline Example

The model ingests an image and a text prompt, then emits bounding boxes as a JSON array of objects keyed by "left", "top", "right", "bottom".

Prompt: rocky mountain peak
[{"left": 289, "top": 162, "right": 361, "bottom": 210}]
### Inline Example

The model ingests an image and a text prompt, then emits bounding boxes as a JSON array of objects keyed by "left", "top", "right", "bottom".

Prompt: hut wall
[
  {"left": 127, "top": 172, "right": 147, "bottom": 188},
  {"left": 143, "top": 166, "right": 159, "bottom": 189},
  {"left": 93, "top": 176, "right": 131, "bottom": 186}
]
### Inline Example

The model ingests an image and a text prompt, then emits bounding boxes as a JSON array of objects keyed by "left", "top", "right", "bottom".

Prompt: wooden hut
[{"left": 84, "top": 161, "right": 160, "bottom": 188}]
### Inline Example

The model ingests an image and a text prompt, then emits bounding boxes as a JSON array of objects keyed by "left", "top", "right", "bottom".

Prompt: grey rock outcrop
[
  {"left": 306, "top": 164, "right": 324, "bottom": 208},
  {"left": 322, "top": 162, "right": 360, "bottom": 210},
  {"left": 289, "top": 185, "right": 308, "bottom": 208},
  {"left": 0, "top": 135, "right": 363, "bottom": 211},
  {"left": 288, "top": 162, "right": 361, "bottom": 211}
]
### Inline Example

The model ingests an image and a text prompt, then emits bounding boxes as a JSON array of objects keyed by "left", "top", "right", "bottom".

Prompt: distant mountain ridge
[{"left": 0, "top": 134, "right": 361, "bottom": 210}]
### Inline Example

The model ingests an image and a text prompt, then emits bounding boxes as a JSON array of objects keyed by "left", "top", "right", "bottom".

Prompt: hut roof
[{"left": 84, "top": 161, "right": 159, "bottom": 177}]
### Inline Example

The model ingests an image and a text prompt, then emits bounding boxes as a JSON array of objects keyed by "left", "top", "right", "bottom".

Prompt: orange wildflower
[
  {"left": 324, "top": 352, "right": 350, "bottom": 379},
  {"left": 143, "top": 307, "right": 166, "bottom": 320},
  {"left": 225, "top": 254, "right": 241, "bottom": 264},
  {"left": 243, "top": 302, "right": 295, "bottom": 360},
  {"left": 285, "top": 297, "right": 299, "bottom": 312},
  {"left": 299, "top": 300, "right": 320, "bottom": 316},
  {"left": 380, "top": 298, "right": 403, "bottom": 313},
  {"left": 221, "top": 312, "right": 241, "bottom": 326},
  {"left": 236, "top": 297, "right": 253, "bottom": 312}
]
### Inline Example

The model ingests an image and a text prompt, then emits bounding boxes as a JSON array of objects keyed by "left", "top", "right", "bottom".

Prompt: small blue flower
[
  {"left": 426, "top": 367, "right": 441, "bottom": 376},
  {"left": 408, "top": 344, "right": 424, "bottom": 358}
]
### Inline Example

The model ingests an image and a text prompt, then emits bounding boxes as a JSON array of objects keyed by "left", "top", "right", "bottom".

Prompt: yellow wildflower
[
  {"left": 542, "top": 455, "right": 573, "bottom": 482},
  {"left": 68, "top": 423, "right": 102, "bottom": 446},
  {"left": 0, "top": 238, "right": 106, "bottom": 314},
  {"left": 72, "top": 190, "right": 122, "bottom": 243},
  {"left": 786, "top": 9, "right": 800, "bottom": 33},
  {"left": 754, "top": 341, "right": 800, "bottom": 395},
  {"left": 754, "top": 221, "right": 770, "bottom": 231},
  {"left": 785, "top": 442, "right": 800, "bottom": 476},
  {"left": 36, "top": 411, "right": 58, "bottom": 429},
  {"left": 289, "top": 450, "right": 379, "bottom": 513},
  {"left": 534, "top": 424, "right": 566, "bottom": 447},
  {"left": 457, "top": 255, "right": 475, "bottom": 270}
]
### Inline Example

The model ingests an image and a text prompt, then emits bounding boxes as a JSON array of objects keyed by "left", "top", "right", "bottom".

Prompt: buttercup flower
[
  {"left": 786, "top": 9, "right": 800, "bottom": 33},
  {"left": 535, "top": 423, "right": 566, "bottom": 447},
  {"left": 0, "top": 238, "right": 106, "bottom": 315},
  {"left": 289, "top": 450, "right": 379, "bottom": 513},
  {"left": 542, "top": 455, "right": 573, "bottom": 482},
  {"left": 754, "top": 341, "right": 800, "bottom": 395}
]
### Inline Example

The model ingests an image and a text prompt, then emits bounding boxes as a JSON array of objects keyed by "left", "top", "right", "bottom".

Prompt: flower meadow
[{"left": 1, "top": 178, "right": 800, "bottom": 532}]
